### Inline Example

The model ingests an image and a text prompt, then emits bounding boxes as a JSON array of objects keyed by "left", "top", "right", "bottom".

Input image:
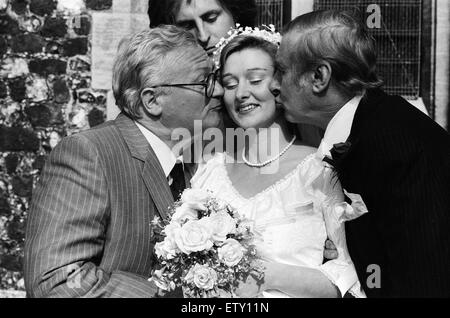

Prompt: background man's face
[
  {"left": 175, "top": 0, "right": 235, "bottom": 55},
  {"left": 160, "top": 47, "right": 224, "bottom": 133}
]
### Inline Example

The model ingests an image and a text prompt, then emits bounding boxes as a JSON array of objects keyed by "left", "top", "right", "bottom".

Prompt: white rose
[
  {"left": 184, "top": 264, "right": 218, "bottom": 290},
  {"left": 153, "top": 222, "right": 182, "bottom": 259},
  {"left": 154, "top": 238, "right": 178, "bottom": 260},
  {"left": 171, "top": 203, "right": 199, "bottom": 225},
  {"left": 218, "top": 238, "right": 245, "bottom": 267},
  {"left": 163, "top": 222, "right": 181, "bottom": 241},
  {"left": 174, "top": 220, "right": 214, "bottom": 254},
  {"left": 208, "top": 211, "right": 237, "bottom": 242},
  {"left": 181, "top": 189, "right": 210, "bottom": 210}
]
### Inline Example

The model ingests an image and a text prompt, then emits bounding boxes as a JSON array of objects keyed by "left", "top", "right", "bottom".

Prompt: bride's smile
[{"left": 236, "top": 103, "right": 261, "bottom": 115}]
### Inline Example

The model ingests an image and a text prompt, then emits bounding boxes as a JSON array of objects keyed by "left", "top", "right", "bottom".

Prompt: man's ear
[
  {"left": 140, "top": 88, "right": 162, "bottom": 117},
  {"left": 311, "top": 61, "right": 332, "bottom": 94}
]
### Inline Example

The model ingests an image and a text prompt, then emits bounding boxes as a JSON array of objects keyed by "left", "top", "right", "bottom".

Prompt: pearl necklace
[{"left": 242, "top": 135, "right": 297, "bottom": 168}]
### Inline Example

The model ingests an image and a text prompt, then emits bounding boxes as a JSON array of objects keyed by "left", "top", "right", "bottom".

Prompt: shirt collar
[
  {"left": 317, "top": 94, "right": 363, "bottom": 159},
  {"left": 323, "top": 94, "right": 364, "bottom": 146},
  {"left": 135, "top": 122, "right": 180, "bottom": 177}
]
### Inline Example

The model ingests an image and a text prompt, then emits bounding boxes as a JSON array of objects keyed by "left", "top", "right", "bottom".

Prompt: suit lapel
[
  {"left": 141, "top": 153, "right": 173, "bottom": 222},
  {"left": 115, "top": 113, "right": 173, "bottom": 222},
  {"left": 337, "top": 89, "right": 387, "bottom": 189},
  {"left": 347, "top": 88, "right": 387, "bottom": 145}
]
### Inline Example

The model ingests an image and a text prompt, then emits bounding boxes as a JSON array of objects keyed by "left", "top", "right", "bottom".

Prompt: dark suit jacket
[
  {"left": 339, "top": 89, "right": 450, "bottom": 297},
  {"left": 24, "top": 113, "right": 176, "bottom": 297}
]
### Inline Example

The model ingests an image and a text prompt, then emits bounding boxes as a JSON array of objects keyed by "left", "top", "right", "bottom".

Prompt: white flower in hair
[{"left": 212, "top": 24, "right": 282, "bottom": 68}]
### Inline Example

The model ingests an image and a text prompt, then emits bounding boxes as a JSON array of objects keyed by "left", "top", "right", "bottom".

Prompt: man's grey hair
[
  {"left": 283, "top": 10, "right": 383, "bottom": 95},
  {"left": 112, "top": 25, "right": 199, "bottom": 119}
]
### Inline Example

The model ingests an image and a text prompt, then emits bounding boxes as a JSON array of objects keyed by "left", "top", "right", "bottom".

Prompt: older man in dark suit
[
  {"left": 24, "top": 25, "right": 224, "bottom": 297},
  {"left": 272, "top": 10, "right": 450, "bottom": 297}
]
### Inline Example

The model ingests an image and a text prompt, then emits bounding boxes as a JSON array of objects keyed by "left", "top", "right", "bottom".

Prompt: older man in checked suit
[{"left": 24, "top": 25, "right": 224, "bottom": 297}]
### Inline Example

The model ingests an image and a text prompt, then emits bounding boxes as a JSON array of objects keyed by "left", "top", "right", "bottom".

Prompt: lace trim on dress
[
  {"left": 348, "top": 281, "right": 367, "bottom": 298},
  {"left": 220, "top": 153, "right": 317, "bottom": 203},
  {"left": 316, "top": 265, "right": 366, "bottom": 298}
]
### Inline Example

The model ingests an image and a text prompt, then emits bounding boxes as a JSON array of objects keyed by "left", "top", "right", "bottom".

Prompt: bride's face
[{"left": 221, "top": 48, "right": 279, "bottom": 129}]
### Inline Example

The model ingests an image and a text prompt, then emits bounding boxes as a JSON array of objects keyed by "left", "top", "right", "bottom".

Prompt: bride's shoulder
[
  {"left": 190, "top": 153, "right": 227, "bottom": 187},
  {"left": 295, "top": 141, "right": 317, "bottom": 154},
  {"left": 207, "top": 152, "right": 228, "bottom": 163},
  {"left": 286, "top": 143, "right": 317, "bottom": 166},
  {"left": 274, "top": 145, "right": 319, "bottom": 185},
  {"left": 193, "top": 152, "right": 226, "bottom": 174},
  {"left": 196, "top": 152, "right": 226, "bottom": 170},
  {"left": 284, "top": 143, "right": 327, "bottom": 180}
]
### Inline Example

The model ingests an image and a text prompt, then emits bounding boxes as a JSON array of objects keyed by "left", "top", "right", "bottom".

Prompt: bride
[{"left": 190, "top": 29, "right": 366, "bottom": 298}]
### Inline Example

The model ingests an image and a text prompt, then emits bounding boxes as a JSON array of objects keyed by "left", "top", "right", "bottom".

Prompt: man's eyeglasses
[{"left": 147, "top": 71, "right": 219, "bottom": 98}]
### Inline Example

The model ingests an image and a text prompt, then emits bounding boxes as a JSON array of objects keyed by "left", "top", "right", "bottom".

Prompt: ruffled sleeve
[
  {"left": 190, "top": 153, "right": 226, "bottom": 191},
  {"left": 304, "top": 152, "right": 367, "bottom": 298}
]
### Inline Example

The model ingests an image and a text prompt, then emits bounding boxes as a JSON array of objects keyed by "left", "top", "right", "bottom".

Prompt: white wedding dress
[{"left": 190, "top": 151, "right": 366, "bottom": 298}]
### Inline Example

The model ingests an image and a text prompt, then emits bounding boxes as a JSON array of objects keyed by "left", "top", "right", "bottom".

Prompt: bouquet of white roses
[{"left": 149, "top": 188, "right": 264, "bottom": 298}]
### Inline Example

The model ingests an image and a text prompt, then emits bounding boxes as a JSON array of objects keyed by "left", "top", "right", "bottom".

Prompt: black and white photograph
[{"left": 0, "top": 0, "right": 449, "bottom": 301}]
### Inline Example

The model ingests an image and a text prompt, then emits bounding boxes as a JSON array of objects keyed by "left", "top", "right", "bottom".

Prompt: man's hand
[
  {"left": 233, "top": 261, "right": 268, "bottom": 298},
  {"left": 324, "top": 239, "right": 338, "bottom": 260}
]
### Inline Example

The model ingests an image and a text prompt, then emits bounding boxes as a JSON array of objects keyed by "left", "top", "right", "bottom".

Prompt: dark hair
[
  {"left": 283, "top": 10, "right": 383, "bottom": 94},
  {"left": 148, "top": 0, "right": 257, "bottom": 28}
]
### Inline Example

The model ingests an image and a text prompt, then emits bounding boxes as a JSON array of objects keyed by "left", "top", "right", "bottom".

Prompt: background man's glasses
[{"left": 148, "top": 71, "right": 218, "bottom": 98}]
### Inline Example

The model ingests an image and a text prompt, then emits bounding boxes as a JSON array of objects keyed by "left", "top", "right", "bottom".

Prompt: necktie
[{"left": 169, "top": 162, "right": 186, "bottom": 201}]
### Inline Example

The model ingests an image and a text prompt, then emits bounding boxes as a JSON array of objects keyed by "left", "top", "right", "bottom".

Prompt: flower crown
[{"left": 212, "top": 24, "right": 282, "bottom": 68}]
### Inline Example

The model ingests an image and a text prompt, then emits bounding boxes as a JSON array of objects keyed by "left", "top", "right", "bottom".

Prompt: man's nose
[
  {"left": 269, "top": 77, "right": 281, "bottom": 98},
  {"left": 196, "top": 23, "right": 211, "bottom": 49},
  {"left": 269, "top": 76, "right": 281, "bottom": 104}
]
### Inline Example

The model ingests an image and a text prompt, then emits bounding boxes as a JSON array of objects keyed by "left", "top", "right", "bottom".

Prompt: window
[
  {"left": 314, "top": 0, "right": 424, "bottom": 100},
  {"left": 256, "top": 0, "right": 292, "bottom": 31},
  {"left": 313, "top": 0, "right": 436, "bottom": 118}
]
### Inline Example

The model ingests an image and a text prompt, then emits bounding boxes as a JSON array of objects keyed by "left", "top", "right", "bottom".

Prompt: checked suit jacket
[
  {"left": 24, "top": 113, "right": 181, "bottom": 298},
  {"left": 337, "top": 89, "right": 450, "bottom": 297}
]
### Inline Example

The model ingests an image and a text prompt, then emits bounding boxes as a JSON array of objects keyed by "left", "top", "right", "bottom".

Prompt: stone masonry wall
[{"left": 0, "top": 0, "right": 112, "bottom": 291}]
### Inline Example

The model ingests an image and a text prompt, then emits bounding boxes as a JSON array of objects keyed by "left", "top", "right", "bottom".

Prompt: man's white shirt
[
  {"left": 318, "top": 95, "right": 364, "bottom": 157},
  {"left": 316, "top": 94, "right": 369, "bottom": 298},
  {"left": 135, "top": 122, "right": 181, "bottom": 185}
]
